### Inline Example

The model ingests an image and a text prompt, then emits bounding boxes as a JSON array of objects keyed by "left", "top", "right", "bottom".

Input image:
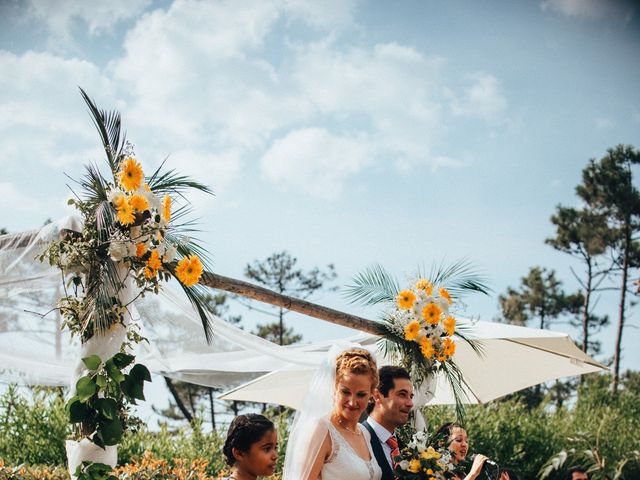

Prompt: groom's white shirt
[{"left": 366, "top": 416, "right": 394, "bottom": 468}]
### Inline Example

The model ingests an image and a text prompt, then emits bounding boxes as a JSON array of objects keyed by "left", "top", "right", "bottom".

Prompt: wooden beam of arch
[{"left": 196, "top": 269, "right": 385, "bottom": 336}]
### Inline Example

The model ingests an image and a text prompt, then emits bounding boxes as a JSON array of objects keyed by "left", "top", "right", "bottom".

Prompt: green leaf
[
  {"left": 129, "top": 364, "right": 151, "bottom": 382},
  {"left": 76, "top": 376, "right": 97, "bottom": 402},
  {"left": 105, "top": 359, "right": 125, "bottom": 383},
  {"left": 92, "top": 431, "right": 105, "bottom": 450},
  {"left": 67, "top": 398, "right": 91, "bottom": 423},
  {"left": 111, "top": 352, "right": 135, "bottom": 369},
  {"left": 95, "top": 398, "right": 118, "bottom": 420},
  {"left": 99, "top": 418, "right": 123, "bottom": 446},
  {"left": 82, "top": 355, "right": 102, "bottom": 371},
  {"left": 120, "top": 374, "right": 145, "bottom": 401},
  {"left": 96, "top": 374, "right": 108, "bottom": 388}
]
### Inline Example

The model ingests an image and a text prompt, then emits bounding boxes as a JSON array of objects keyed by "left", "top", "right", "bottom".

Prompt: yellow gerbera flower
[
  {"left": 443, "top": 337, "right": 456, "bottom": 358},
  {"left": 130, "top": 194, "right": 149, "bottom": 212},
  {"left": 415, "top": 278, "right": 433, "bottom": 296},
  {"left": 116, "top": 199, "right": 135, "bottom": 226},
  {"left": 422, "top": 302, "right": 442, "bottom": 325},
  {"left": 404, "top": 320, "right": 421, "bottom": 341},
  {"left": 443, "top": 315, "right": 456, "bottom": 336},
  {"left": 420, "top": 336, "right": 434, "bottom": 359},
  {"left": 136, "top": 243, "right": 148, "bottom": 257},
  {"left": 162, "top": 195, "right": 171, "bottom": 222},
  {"left": 119, "top": 157, "right": 144, "bottom": 192},
  {"left": 420, "top": 447, "right": 441, "bottom": 460},
  {"left": 397, "top": 290, "right": 416, "bottom": 310},
  {"left": 408, "top": 459, "right": 421, "bottom": 473},
  {"left": 439, "top": 287, "right": 452, "bottom": 305},
  {"left": 144, "top": 266, "right": 156, "bottom": 279},
  {"left": 175, "top": 255, "right": 203, "bottom": 287},
  {"left": 147, "top": 249, "right": 162, "bottom": 271}
]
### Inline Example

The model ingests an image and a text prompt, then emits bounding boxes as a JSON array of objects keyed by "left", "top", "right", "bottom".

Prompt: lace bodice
[{"left": 321, "top": 421, "right": 382, "bottom": 480}]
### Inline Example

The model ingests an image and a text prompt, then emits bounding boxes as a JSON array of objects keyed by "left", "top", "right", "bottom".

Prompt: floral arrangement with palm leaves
[
  {"left": 345, "top": 261, "right": 489, "bottom": 419},
  {"left": 38, "top": 89, "right": 214, "bottom": 478}
]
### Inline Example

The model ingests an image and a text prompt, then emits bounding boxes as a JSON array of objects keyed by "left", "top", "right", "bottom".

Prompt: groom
[{"left": 362, "top": 366, "right": 414, "bottom": 480}]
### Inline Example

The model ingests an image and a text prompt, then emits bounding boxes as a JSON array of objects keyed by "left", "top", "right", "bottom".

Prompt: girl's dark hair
[
  {"left": 434, "top": 422, "right": 464, "bottom": 442},
  {"left": 223, "top": 413, "right": 275, "bottom": 466}
]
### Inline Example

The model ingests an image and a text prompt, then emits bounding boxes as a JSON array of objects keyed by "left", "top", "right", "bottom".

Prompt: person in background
[
  {"left": 435, "top": 422, "right": 489, "bottom": 480},
  {"left": 222, "top": 413, "right": 278, "bottom": 480},
  {"left": 566, "top": 467, "right": 588, "bottom": 480}
]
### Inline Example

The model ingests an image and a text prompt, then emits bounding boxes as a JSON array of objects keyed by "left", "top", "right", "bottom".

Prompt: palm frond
[
  {"left": 453, "top": 320, "right": 485, "bottom": 358},
  {"left": 176, "top": 282, "right": 214, "bottom": 344},
  {"left": 439, "top": 360, "right": 471, "bottom": 422},
  {"left": 148, "top": 168, "right": 213, "bottom": 197},
  {"left": 166, "top": 232, "right": 213, "bottom": 272},
  {"left": 418, "top": 258, "right": 492, "bottom": 299},
  {"left": 79, "top": 87, "right": 125, "bottom": 173},
  {"left": 344, "top": 264, "right": 401, "bottom": 306}
]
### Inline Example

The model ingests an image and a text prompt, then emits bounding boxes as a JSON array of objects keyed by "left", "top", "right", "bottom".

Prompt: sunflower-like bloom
[
  {"left": 119, "top": 157, "right": 144, "bottom": 192},
  {"left": 162, "top": 195, "right": 171, "bottom": 222},
  {"left": 420, "top": 336, "right": 434, "bottom": 359},
  {"left": 397, "top": 290, "right": 416, "bottom": 310},
  {"left": 144, "top": 266, "right": 156, "bottom": 279},
  {"left": 422, "top": 302, "right": 442, "bottom": 325},
  {"left": 175, "top": 255, "right": 203, "bottom": 287},
  {"left": 439, "top": 287, "right": 452, "bottom": 305},
  {"left": 420, "top": 447, "right": 441, "bottom": 460},
  {"left": 116, "top": 199, "right": 135, "bottom": 226},
  {"left": 408, "top": 459, "right": 421, "bottom": 473},
  {"left": 404, "top": 320, "right": 421, "bottom": 341},
  {"left": 130, "top": 194, "right": 149, "bottom": 212},
  {"left": 442, "top": 337, "right": 456, "bottom": 358},
  {"left": 147, "top": 249, "right": 162, "bottom": 271},
  {"left": 443, "top": 315, "right": 456, "bottom": 336},
  {"left": 136, "top": 243, "right": 148, "bottom": 257},
  {"left": 415, "top": 278, "right": 433, "bottom": 296}
]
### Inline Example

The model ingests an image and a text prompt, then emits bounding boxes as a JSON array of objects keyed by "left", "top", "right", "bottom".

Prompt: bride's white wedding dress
[{"left": 321, "top": 419, "right": 382, "bottom": 480}]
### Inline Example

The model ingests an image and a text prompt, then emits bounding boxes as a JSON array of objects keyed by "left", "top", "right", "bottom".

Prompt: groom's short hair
[{"left": 377, "top": 366, "right": 411, "bottom": 397}]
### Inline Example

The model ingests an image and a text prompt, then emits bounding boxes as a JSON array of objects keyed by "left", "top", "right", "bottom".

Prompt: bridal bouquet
[{"left": 394, "top": 430, "right": 457, "bottom": 480}]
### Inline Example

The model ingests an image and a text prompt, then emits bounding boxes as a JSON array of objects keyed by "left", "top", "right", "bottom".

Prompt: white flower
[
  {"left": 399, "top": 460, "right": 409, "bottom": 471},
  {"left": 108, "top": 190, "right": 126, "bottom": 206},
  {"left": 130, "top": 226, "right": 142, "bottom": 241},
  {"left": 145, "top": 191, "right": 161, "bottom": 211},
  {"left": 125, "top": 242, "right": 137, "bottom": 257},
  {"left": 108, "top": 242, "right": 127, "bottom": 261},
  {"left": 164, "top": 245, "right": 177, "bottom": 263},
  {"left": 156, "top": 242, "right": 166, "bottom": 256},
  {"left": 437, "top": 297, "right": 449, "bottom": 313}
]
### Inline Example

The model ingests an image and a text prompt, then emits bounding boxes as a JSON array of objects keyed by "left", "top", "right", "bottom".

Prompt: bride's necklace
[{"left": 335, "top": 416, "right": 361, "bottom": 436}]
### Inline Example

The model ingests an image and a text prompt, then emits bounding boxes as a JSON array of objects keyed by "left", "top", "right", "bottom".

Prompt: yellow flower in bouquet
[
  {"left": 442, "top": 337, "right": 456, "bottom": 358},
  {"left": 136, "top": 242, "right": 148, "bottom": 257},
  {"left": 130, "top": 193, "right": 149, "bottom": 212},
  {"left": 147, "top": 249, "right": 162, "bottom": 271},
  {"left": 119, "top": 156, "right": 144, "bottom": 191},
  {"left": 439, "top": 287, "right": 452, "bottom": 305},
  {"left": 176, "top": 255, "right": 204, "bottom": 286},
  {"left": 162, "top": 195, "right": 172, "bottom": 222},
  {"left": 420, "top": 336, "right": 435, "bottom": 359},
  {"left": 408, "top": 459, "right": 421, "bottom": 473},
  {"left": 415, "top": 278, "right": 433, "bottom": 295},
  {"left": 116, "top": 198, "right": 135, "bottom": 226},
  {"left": 422, "top": 302, "right": 442, "bottom": 326},
  {"left": 443, "top": 315, "right": 456, "bottom": 336},
  {"left": 397, "top": 290, "right": 416, "bottom": 310},
  {"left": 420, "top": 446, "right": 441, "bottom": 460},
  {"left": 405, "top": 320, "right": 421, "bottom": 341}
]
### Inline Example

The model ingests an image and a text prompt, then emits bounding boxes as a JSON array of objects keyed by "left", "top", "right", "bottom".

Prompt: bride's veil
[{"left": 282, "top": 341, "right": 377, "bottom": 480}]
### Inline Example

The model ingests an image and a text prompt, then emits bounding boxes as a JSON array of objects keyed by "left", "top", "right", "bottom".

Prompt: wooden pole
[{"left": 197, "top": 269, "right": 385, "bottom": 336}]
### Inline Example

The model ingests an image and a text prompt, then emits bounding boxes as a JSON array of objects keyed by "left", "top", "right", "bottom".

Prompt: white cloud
[
  {"left": 0, "top": 51, "right": 113, "bottom": 170},
  {"left": 167, "top": 149, "right": 243, "bottom": 193},
  {"left": 260, "top": 128, "right": 370, "bottom": 199},
  {"left": 26, "top": 0, "right": 152, "bottom": 39},
  {"left": 0, "top": 182, "right": 43, "bottom": 213},
  {"left": 595, "top": 117, "right": 615, "bottom": 129},
  {"left": 449, "top": 72, "right": 507, "bottom": 119},
  {"left": 540, "top": 0, "right": 636, "bottom": 23},
  {"left": 283, "top": 0, "right": 361, "bottom": 30}
]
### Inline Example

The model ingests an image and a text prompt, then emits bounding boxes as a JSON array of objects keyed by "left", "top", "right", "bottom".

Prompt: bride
[{"left": 283, "top": 346, "right": 382, "bottom": 480}]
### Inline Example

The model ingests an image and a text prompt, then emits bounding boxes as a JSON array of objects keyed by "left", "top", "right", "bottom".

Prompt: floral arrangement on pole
[
  {"left": 39, "top": 89, "right": 214, "bottom": 478},
  {"left": 345, "top": 262, "right": 489, "bottom": 419},
  {"left": 393, "top": 431, "right": 457, "bottom": 480}
]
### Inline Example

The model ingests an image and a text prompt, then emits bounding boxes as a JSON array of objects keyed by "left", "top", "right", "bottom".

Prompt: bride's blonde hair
[{"left": 335, "top": 348, "right": 378, "bottom": 390}]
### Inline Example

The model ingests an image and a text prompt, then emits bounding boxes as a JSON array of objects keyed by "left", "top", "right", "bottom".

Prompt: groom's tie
[{"left": 386, "top": 435, "right": 400, "bottom": 469}]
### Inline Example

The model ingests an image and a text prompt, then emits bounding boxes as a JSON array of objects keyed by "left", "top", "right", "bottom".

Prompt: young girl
[{"left": 222, "top": 413, "right": 278, "bottom": 480}]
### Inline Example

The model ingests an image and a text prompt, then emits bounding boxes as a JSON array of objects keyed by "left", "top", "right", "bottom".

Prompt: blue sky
[{"left": 1, "top": 0, "right": 640, "bottom": 380}]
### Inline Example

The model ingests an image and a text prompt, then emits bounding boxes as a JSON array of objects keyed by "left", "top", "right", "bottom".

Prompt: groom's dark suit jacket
[{"left": 362, "top": 420, "right": 395, "bottom": 480}]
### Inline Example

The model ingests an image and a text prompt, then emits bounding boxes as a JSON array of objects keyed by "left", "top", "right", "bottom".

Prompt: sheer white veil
[{"left": 282, "top": 341, "right": 377, "bottom": 480}]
